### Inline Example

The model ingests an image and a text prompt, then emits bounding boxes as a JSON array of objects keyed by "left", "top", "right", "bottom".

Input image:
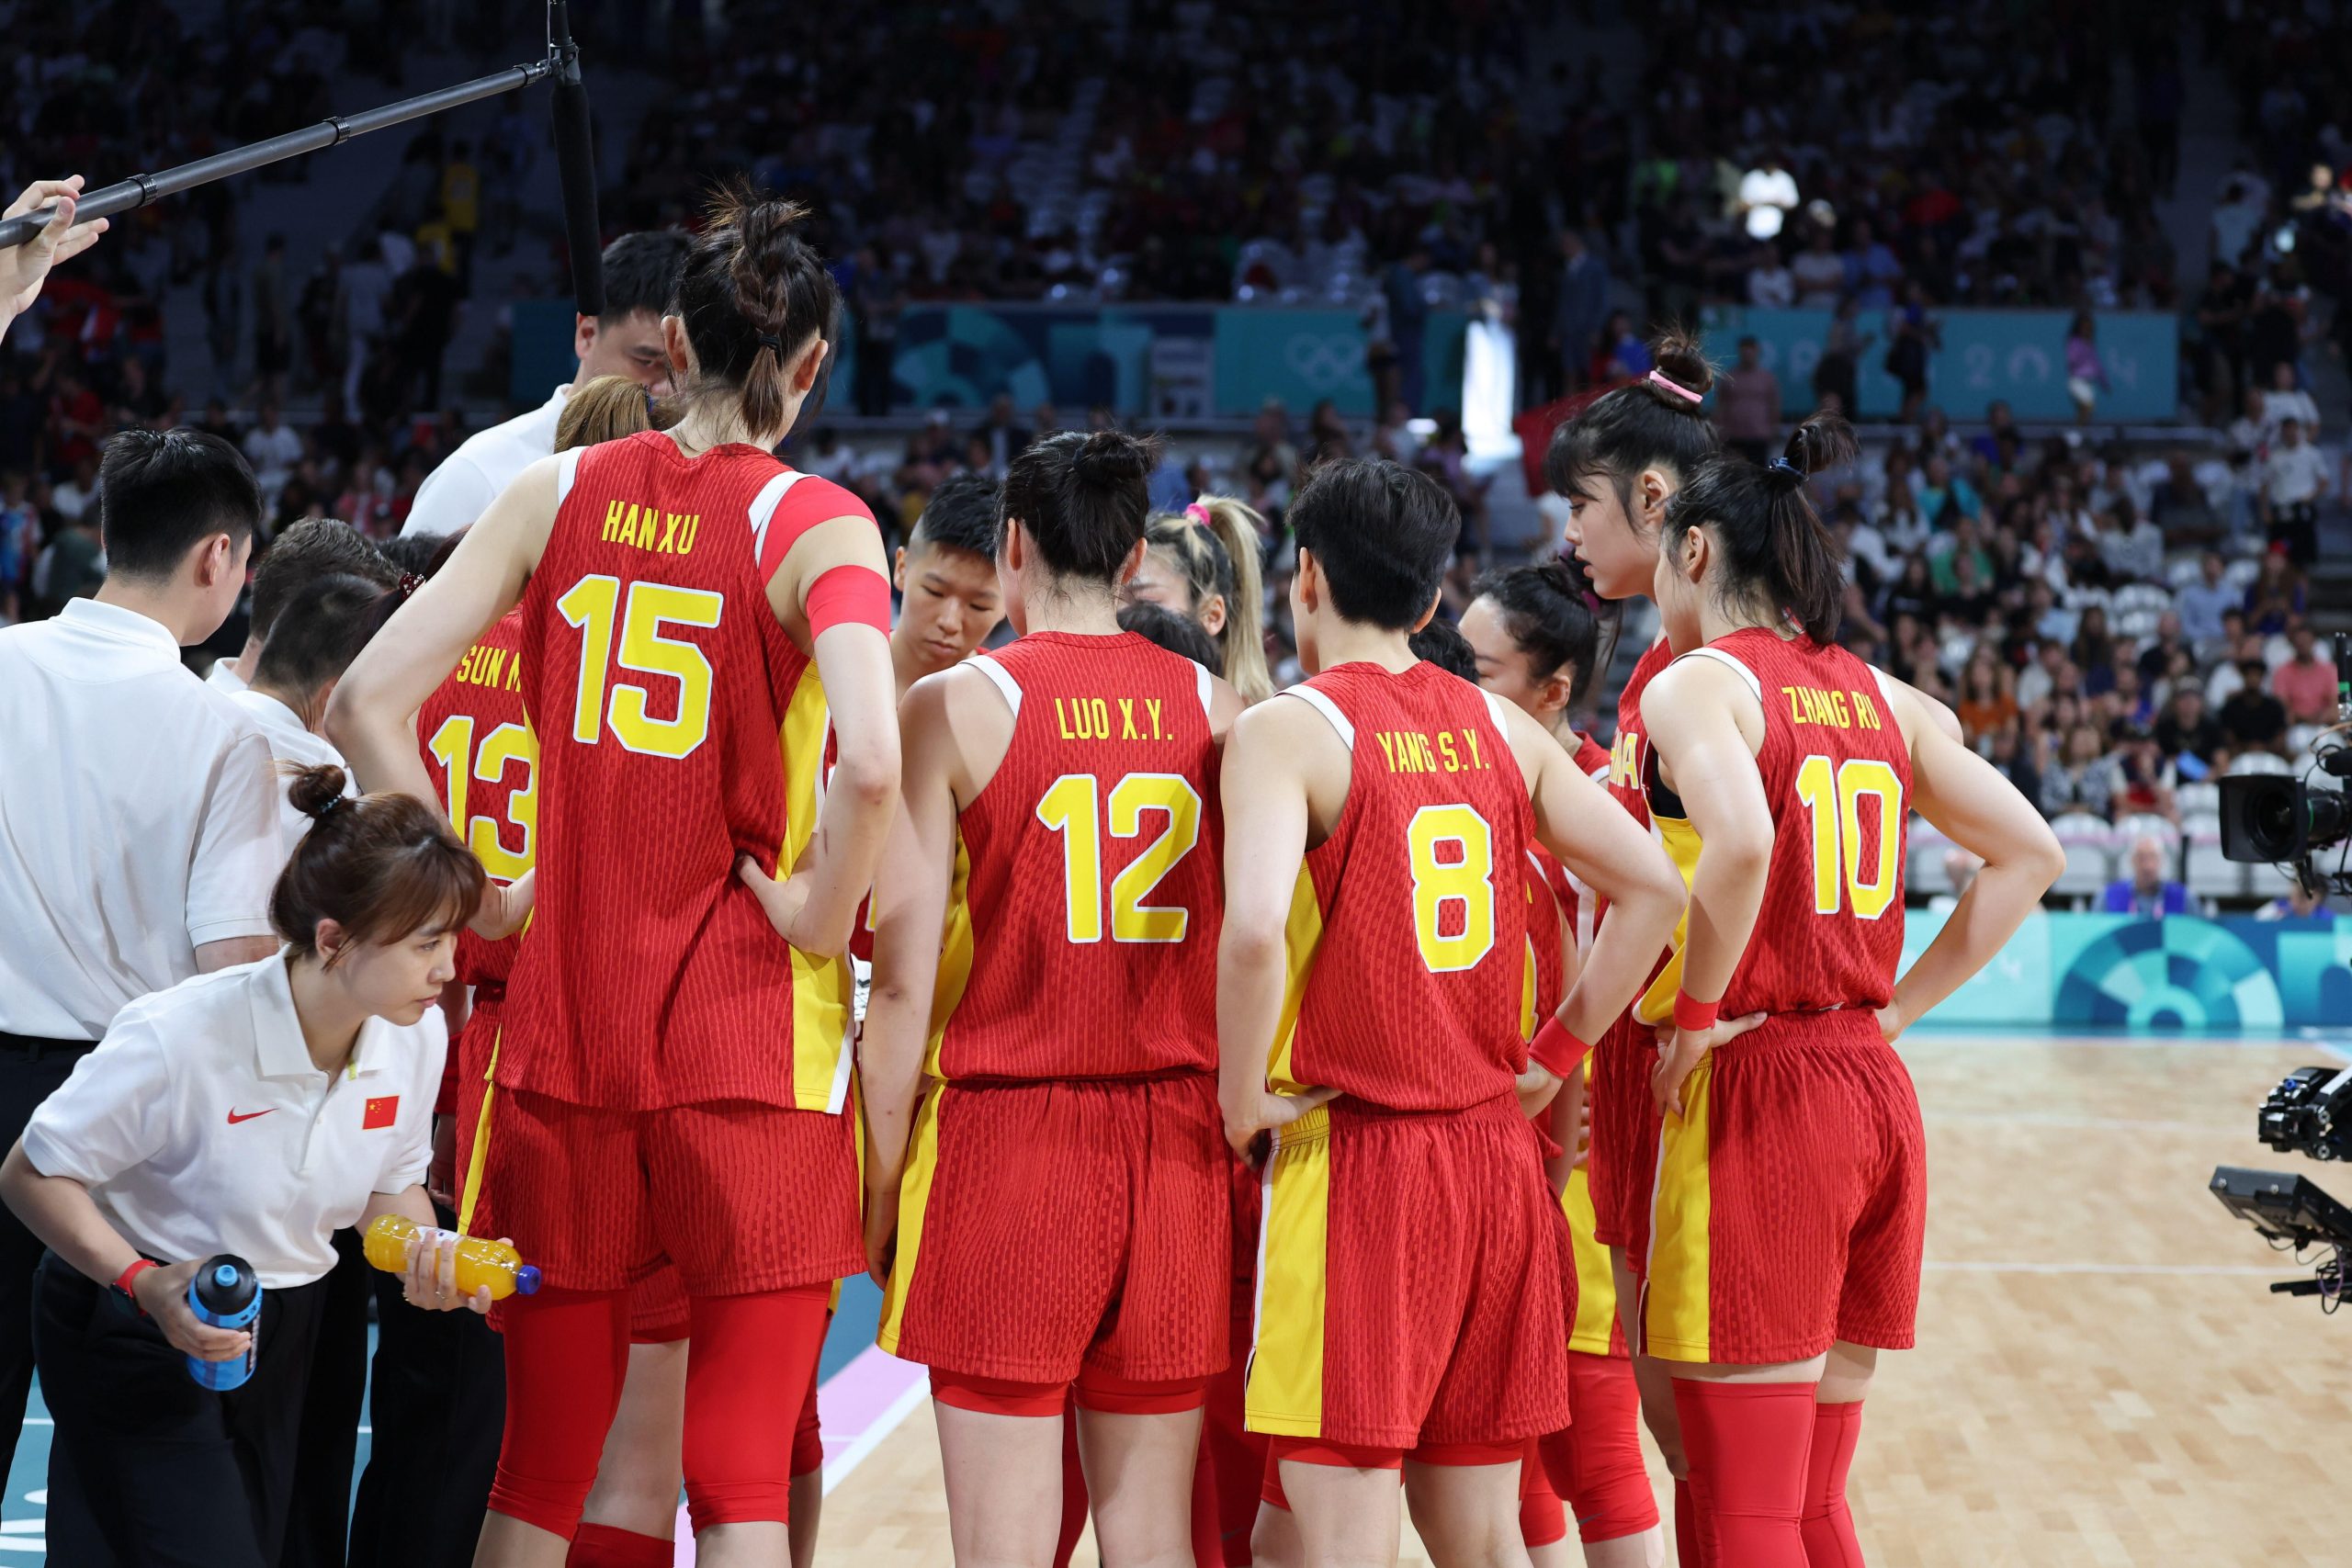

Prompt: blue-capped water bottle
[{"left": 185, "top": 1255, "right": 261, "bottom": 1391}]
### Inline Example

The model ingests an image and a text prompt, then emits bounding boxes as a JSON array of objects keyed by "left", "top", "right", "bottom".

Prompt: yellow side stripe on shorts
[
  {"left": 456, "top": 1027, "right": 501, "bottom": 1239},
  {"left": 1562, "top": 1165, "right": 1620, "bottom": 1357},
  {"left": 782, "top": 669, "right": 854, "bottom": 1113},
  {"left": 1643, "top": 1057, "right": 1713, "bottom": 1362},
  {"left": 876, "top": 1085, "right": 944, "bottom": 1356},
  {"left": 1246, "top": 1103, "right": 1331, "bottom": 1438}
]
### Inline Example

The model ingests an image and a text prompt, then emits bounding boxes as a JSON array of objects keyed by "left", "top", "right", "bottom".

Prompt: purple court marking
[{"left": 670, "top": 1346, "right": 928, "bottom": 1565}]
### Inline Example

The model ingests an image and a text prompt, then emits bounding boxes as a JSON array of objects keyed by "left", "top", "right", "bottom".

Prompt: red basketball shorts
[
  {"left": 481, "top": 1087, "right": 862, "bottom": 1296},
  {"left": 451, "top": 1000, "right": 503, "bottom": 1240},
  {"left": 1586, "top": 1013, "right": 1662, "bottom": 1254},
  {"left": 1247, "top": 1094, "right": 1570, "bottom": 1450},
  {"left": 1641, "top": 1011, "right": 1925, "bottom": 1365},
  {"left": 879, "top": 1073, "right": 1227, "bottom": 1384}
]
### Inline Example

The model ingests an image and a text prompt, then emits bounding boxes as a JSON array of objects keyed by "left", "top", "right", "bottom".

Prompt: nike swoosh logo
[{"left": 226, "top": 1109, "right": 276, "bottom": 1124}]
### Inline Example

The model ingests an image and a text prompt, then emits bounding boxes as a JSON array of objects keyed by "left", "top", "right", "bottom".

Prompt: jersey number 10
[
  {"left": 1036, "top": 773, "right": 1203, "bottom": 943},
  {"left": 1793, "top": 754, "right": 1903, "bottom": 920}
]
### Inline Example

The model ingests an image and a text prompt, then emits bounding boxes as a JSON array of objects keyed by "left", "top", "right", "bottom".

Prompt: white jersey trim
[
  {"left": 747, "top": 469, "right": 811, "bottom": 563},
  {"left": 1479, "top": 687, "right": 1511, "bottom": 739},
  {"left": 1671, "top": 646, "right": 1765, "bottom": 708},
  {"left": 553, "top": 446, "right": 582, "bottom": 507},
  {"left": 1196, "top": 660, "right": 1216, "bottom": 722},
  {"left": 1278, "top": 683, "right": 1355, "bottom": 750},
  {"left": 968, "top": 652, "right": 1023, "bottom": 717}
]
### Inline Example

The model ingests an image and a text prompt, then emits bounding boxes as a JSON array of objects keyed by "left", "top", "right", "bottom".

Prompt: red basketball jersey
[
  {"left": 1272, "top": 662, "right": 1533, "bottom": 1112},
  {"left": 931, "top": 630, "right": 1224, "bottom": 1082},
  {"left": 417, "top": 609, "right": 535, "bottom": 991},
  {"left": 503, "top": 432, "right": 869, "bottom": 1112},
  {"left": 1608, "top": 640, "right": 1674, "bottom": 831},
  {"left": 1673, "top": 629, "right": 1910, "bottom": 1016}
]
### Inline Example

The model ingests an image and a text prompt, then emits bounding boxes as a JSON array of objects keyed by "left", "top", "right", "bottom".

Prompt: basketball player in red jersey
[
  {"left": 1218, "top": 458, "right": 1685, "bottom": 1568},
  {"left": 1463, "top": 563, "right": 1666, "bottom": 1568},
  {"left": 858, "top": 429, "right": 1242, "bottom": 1568},
  {"left": 1637, "top": 419, "right": 2061, "bottom": 1566},
  {"left": 330, "top": 186, "right": 899, "bottom": 1568}
]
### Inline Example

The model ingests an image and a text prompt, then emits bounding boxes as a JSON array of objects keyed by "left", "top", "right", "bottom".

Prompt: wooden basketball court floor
[{"left": 815, "top": 1032, "right": 2352, "bottom": 1568}]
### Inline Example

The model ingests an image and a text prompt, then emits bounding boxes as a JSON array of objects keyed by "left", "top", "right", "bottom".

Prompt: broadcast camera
[
  {"left": 2217, "top": 634, "right": 2352, "bottom": 897},
  {"left": 2212, "top": 1066, "right": 2352, "bottom": 1309}
]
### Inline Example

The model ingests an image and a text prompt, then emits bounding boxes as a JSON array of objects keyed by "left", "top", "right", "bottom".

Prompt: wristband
[
  {"left": 1672, "top": 993, "right": 1720, "bottom": 1035},
  {"left": 805, "top": 564, "right": 893, "bottom": 638},
  {"left": 1527, "top": 1017, "right": 1591, "bottom": 1080},
  {"left": 113, "top": 1258, "right": 158, "bottom": 1315}
]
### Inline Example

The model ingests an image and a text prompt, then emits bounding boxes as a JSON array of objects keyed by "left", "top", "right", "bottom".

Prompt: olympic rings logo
[{"left": 1283, "top": 333, "right": 1363, "bottom": 389}]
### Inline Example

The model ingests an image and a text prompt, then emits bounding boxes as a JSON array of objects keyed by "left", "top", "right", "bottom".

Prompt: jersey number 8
[
  {"left": 556, "top": 574, "right": 723, "bottom": 759},
  {"left": 1036, "top": 773, "right": 1203, "bottom": 943},
  {"left": 1793, "top": 754, "right": 1903, "bottom": 919},
  {"left": 1408, "top": 804, "right": 1496, "bottom": 973}
]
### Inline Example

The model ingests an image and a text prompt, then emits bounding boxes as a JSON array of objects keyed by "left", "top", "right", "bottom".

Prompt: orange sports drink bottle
[{"left": 362, "top": 1214, "right": 542, "bottom": 1301}]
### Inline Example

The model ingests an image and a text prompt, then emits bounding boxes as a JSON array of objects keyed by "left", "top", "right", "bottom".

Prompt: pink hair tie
[
  {"left": 1183, "top": 502, "right": 1215, "bottom": 528},
  {"left": 1646, "top": 368, "right": 1703, "bottom": 404}
]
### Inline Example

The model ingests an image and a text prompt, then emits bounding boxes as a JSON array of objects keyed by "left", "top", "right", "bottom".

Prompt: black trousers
[
  {"left": 282, "top": 1228, "right": 371, "bottom": 1568},
  {"left": 35, "top": 1251, "right": 326, "bottom": 1568},
  {"left": 0, "top": 1032, "right": 93, "bottom": 1517},
  {"left": 346, "top": 1201, "right": 505, "bottom": 1568}
]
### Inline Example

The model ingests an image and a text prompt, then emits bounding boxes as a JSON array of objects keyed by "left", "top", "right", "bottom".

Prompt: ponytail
[
  {"left": 1544, "top": 327, "right": 1720, "bottom": 512},
  {"left": 1662, "top": 412, "right": 1856, "bottom": 645},
  {"left": 1001, "top": 430, "right": 1157, "bottom": 583},
  {"left": 671, "top": 180, "right": 842, "bottom": 443},
  {"left": 1143, "top": 497, "right": 1272, "bottom": 703}
]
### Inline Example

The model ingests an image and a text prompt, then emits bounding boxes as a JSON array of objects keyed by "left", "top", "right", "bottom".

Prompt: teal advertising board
[
  {"left": 1700, "top": 308, "right": 2179, "bottom": 423},
  {"left": 1898, "top": 911, "right": 2352, "bottom": 1032}
]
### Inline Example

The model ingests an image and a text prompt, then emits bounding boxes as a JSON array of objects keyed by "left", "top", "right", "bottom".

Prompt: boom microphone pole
[{"left": 0, "top": 1, "right": 604, "bottom": 265}]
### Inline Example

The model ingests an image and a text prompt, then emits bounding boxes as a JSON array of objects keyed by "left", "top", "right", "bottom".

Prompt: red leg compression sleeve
[
  {"left": 566, "top": 1521, "right": 674, "bottom": 1567},
  {"left": 1519, "top": 1472, "right": 1568, "bottom": 1549},
  {"left": 1801, "top": 1401, "right": 1865, "bottom": 1568},
  {"left": 1673, "top": 1381, "right": 1816, "bottom": 1568},
  {"left": 680, "top": 1284, "right": 831, "bottom": 1532},
  {"left": 1676, "top": 1480, "right": 1702, "bottom": 1568},
  {"left": 1561, "top": 1352, "right": 1662, "bottom": 1542},
  {"left": 1053, "top": 1395, "right": 1088, "bottom": 1568},
  {"left": 492, "top": 1287, "right": 633, "bottom": 1539}
]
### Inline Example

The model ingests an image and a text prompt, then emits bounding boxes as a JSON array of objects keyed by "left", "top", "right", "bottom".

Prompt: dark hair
[
  {"left": 1143, "top": 497, "right": 1272, "bottom": 703},
  {"left": 254, "top": 573, "right": 400, "bottom": 697},
  {"left": 1661, "top": 412, "right": 1857, "bottom": 645},
  {"left": 1000, "top": 429, "right": 1156, "bottom": 582},
  {"left": 598, "top": 229, "right": 693, "bottom": 323},
  {"left": 373, "top": 531, "right": 451, "bottom": 580},
  {"left": 909, "top": 471, "right": 1003, "bottom": 561},
  {"left": 1470, "top": 558, "right": 1601, "bottom": 709},
  {"left": 1544, "top": 329, "right": 1719, "bottom": 506},
  {"left": 670, "top": 183, "right": 841, "bottom": 439},
  {"left": 271, "top": 765, "right": 486, "bottom": 963},
  {"left": 250, "top": 518, "right": 398, "bottom": 637},
  {"left": 1118, "top": 599, "right": 1222, "bottom": 670},
  {"left": 1408, "top": 617, "right": 1479, "bottom": 682},
  {"left": 96, "top": 429, "right": 264, "bottom": 581},
  {"left": 1288, "top": 457, "right": 1457, "bottom": 630}
]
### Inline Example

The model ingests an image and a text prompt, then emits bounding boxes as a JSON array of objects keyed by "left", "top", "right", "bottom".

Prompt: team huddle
[{"left": 301, "top": 193, "right": 2068, "bottom": 1568}]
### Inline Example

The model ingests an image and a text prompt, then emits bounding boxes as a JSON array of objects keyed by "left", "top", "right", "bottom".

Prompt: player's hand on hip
[
  {"left": 1514, "top": 1061, "right": 1564, "bottom": 1121},
  {"left": 862, "top": 1184, "right": 899, "bottom": 1287},
  {"left": 469, "top": 870, "right": 535, "bottom": 941},
  {"left": 133, "top": 1259, "right": 253, "bottom": 1362},
  {"left": 1224, "top": 1086, "right": 1339, "bottom": 1160},
  {"left": 1873, "top": 998, "right": 1908, "bottom": 1045},
  {"left": 1651, "top": 1013, "right": 1766, "bottom": 1118}
]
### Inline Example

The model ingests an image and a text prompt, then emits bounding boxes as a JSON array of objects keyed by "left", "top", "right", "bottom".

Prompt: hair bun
[
  {"left": 1647, "top": 330, "right": 1716, "bottom": 401},
  {"left": 286, "top": 763, "right": 351, "bottom": 821},
  {"left": 1071, "top": 430, "right": 1155, "bottom": 491}
]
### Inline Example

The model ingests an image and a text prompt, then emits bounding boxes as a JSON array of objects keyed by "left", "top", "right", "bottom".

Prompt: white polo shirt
[
  {"left": 230, "top": 687, "right": 353, "bottom": 858},
  {"left": 23, "top": 952, "right": 444, "bottom": 1289},
  {"left": 0, "top": 599, "right": 282, "bottom": 1041},
  {"left": 401, "top": 384, "right": 569, "bottom": 537},
  {"left": 205, "top": 658, "right": 248, "bottom": 696}
]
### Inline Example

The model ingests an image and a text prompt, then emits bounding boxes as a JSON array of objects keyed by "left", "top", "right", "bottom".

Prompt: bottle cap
[
  {"left": 212, "top": 1264, "right": 240, "bottom": 1290},
  {"left": 516, "top": 1265, "right": 542, "bottom": 1296}
]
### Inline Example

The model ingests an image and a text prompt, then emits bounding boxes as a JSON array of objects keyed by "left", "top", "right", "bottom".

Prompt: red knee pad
[
  {"left": 1519, "top": 1482, "right": 1567, "bottom": 1549},
  {"left": 1672, "top": 1379, "right": 1816, "bottom": 1566},
  {"left": 492, "top": 1287, "right": 634, "bottom": 1539},
  {"left": 792, "top": 1364, "right": 825, "bottom": 1478},
  {"left": 1561, "top": 1353, "right": 1660, "bottom": 1542},
  {"left": 930, "top": 1369, "right": 1068, "bottom": 1418},
  {"left": 566, "top": 1521, "right": 674, "bottom": 1567},
  {"left": 681, "top": 1284, "right": 831, "bottom": 1531},
  {"left": 1073, "top": 1367, "right": 1209, "bottom": 1416}
]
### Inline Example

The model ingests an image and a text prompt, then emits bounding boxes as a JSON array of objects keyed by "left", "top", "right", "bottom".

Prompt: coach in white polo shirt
[
  {"left": 0, "top": 427, "right": 284, "bottom": 1505},
  {"left": 0, "top": 769, "right": 497, "bottom": 1568},
  {"left": 401, "top": 229, "right": 690, "bottom": 539}
]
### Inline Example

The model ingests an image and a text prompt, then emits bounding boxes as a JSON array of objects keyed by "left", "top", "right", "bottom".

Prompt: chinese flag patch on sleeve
[{"left": 363, "top": 1095, "right": 400, "bottom": 1131}]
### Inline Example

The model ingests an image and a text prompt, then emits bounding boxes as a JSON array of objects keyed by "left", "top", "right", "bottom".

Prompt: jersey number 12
[{"left": 1036, "top": 773, "right": 1203, "bottom": 943}]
